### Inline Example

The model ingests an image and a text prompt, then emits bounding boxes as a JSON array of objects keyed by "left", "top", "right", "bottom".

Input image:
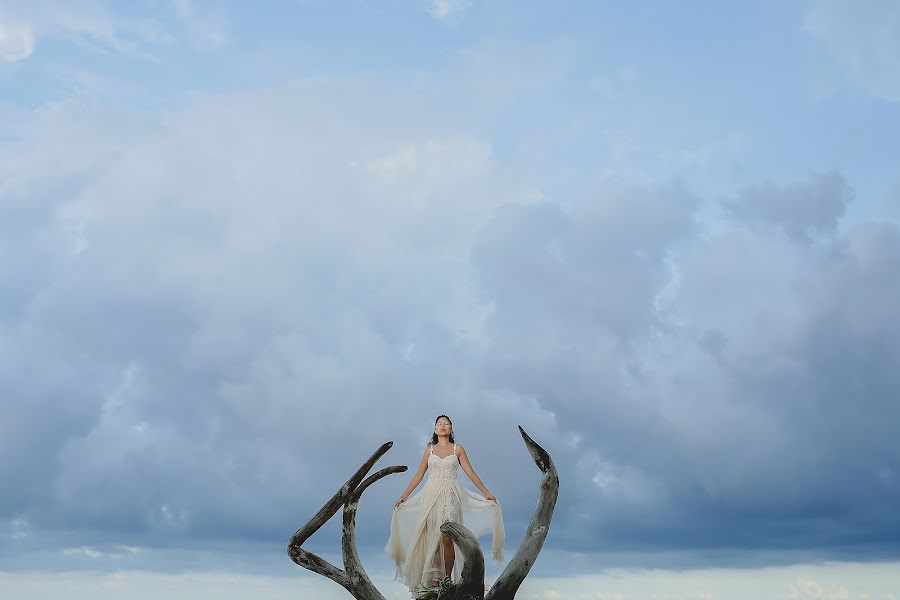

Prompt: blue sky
[{"left": 2, "top": 1, "right": 900, "bottom": 599}]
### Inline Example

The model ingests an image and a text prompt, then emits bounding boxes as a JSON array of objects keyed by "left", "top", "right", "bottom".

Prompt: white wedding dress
[{"left": 385, "top": 443, "right": 504, "bottom": 596}]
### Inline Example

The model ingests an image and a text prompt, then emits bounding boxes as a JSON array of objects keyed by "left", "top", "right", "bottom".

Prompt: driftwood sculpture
[{"left": 287, "top": 425, "right": 559, "bottom": 600}]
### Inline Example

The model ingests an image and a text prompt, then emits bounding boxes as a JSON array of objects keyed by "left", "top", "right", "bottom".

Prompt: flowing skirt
[{"left": 385, "top": 477, "right": 504, "bottom": 596}]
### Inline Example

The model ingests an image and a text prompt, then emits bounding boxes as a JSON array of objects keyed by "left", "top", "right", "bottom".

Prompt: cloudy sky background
[{"left": 2, "top": 1, "right": 900, "bottom": 598}]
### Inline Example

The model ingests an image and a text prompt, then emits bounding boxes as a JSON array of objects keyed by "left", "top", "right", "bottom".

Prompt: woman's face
[{"left": 435, "top": 418, "right": 452, "bottom": 437}]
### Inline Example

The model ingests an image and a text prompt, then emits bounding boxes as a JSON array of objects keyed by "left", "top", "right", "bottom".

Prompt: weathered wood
[
  {"left": 286, "top": 441, "right": 407, "bottom": 599},
  {"left": 287, "top": 427, "right": 559, "bottom": 600},
  {"left": 440, "top": 522, "right": 485, "bottom": 600},
  {"left": 485, "top": 426, "right": 559, "bottom": 600},
  {"left": 342, "top": 466, "right": 408, "bottom": 599}
]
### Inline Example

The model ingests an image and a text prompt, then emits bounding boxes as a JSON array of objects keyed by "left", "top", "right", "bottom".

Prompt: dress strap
[
  {"left": 430, "top": 444, "right": 434, "bottom": 455},
  {"left": 453, "top": 443, "right": 457, "bottom": 454}
]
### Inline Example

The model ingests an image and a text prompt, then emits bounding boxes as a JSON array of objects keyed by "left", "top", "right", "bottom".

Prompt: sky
[{"left": 1, "top": 0, "right": 900, "bottom": 599}]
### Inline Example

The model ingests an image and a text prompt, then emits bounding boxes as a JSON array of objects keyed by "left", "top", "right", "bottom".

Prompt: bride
[{"left": 385, "top": 415, "right": 505, "bottom": 596}]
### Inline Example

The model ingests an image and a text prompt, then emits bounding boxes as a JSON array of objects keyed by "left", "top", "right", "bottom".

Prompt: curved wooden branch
[
  {"left": 341, "top": 465, "right": 408, "bottom": 599},
  {"left": 485, "top": 426, "right": 559, "bottom": 600},
  {"left": 287, "top": 441, "right": 404, "bottom": 599},
  {"left": 440, "top": 522, "right": 485, "bottom": 600},
  {"left": 288, "top": 428, "right": 558, "bottom": 599}
]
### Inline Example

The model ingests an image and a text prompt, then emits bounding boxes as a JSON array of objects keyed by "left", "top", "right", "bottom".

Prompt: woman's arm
[
  {"left": 395, "top": 445, "right": 431, "bottom": 507},
  {"left": 457, "top": 444, "right": 496, "bottom": 501}
]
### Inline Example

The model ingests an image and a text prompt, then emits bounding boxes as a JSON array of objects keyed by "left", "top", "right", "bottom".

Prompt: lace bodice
[{"left": 427, "top": 444, "right": 459, "bottom": 480}]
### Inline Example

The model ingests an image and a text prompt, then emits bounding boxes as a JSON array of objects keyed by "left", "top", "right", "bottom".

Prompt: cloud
[
  {"left": 723, "top": 171, "right": 852, "bottom": 242},
  {"left": 0, "top": 1, "right": 206, "bottom": 62},
  {"left": 5, "top": 83, "right": 900, "bottom": 572},
  {"left": 467, "top": 169, "right": 900, "bottom": 557},
  {"left": 171, "top": 0, "right": 226, "bottom": 51},
  {"left": 62, "top": 545, "right": 139, "bottom": 560},
  {"left": 2, "top": 562, "right": 899, "bottom": 600},
  {"left": 0, "top": 81, "right": 520, "bottom": 561},
  {"left": 0, "top": 21, "right": 33, "bottom": 61},
  {"left": 1, "top": 46, "right": 900, "bottom": 580},
  {"left": 786, "top": 576, "right": 851, "bottom": 599},
  {"left": 429, "top": 0, "right": 473, "bottom": 22},
  {"left": 805, "top": 0, "right": 900, "bottom": 101},
  {"left": 363, "top": 138, "right": 493, "bottom": 185}
]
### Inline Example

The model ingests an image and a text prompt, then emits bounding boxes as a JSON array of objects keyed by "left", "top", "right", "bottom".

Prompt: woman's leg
[
  {"left": 441, "top": 526, "right": 455, "bottom": 578},
  {"left": 441, "top": 489, "right": 463, "bottom": 580}
]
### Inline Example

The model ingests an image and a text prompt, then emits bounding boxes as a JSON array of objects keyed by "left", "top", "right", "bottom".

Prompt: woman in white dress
[{"left": 385, "top": 415, "right": 505, "bottom": 596}]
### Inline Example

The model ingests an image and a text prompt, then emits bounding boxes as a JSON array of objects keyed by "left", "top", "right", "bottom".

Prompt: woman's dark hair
[{"left": 431, "top": 414, "right": 454, "bottom": 444}]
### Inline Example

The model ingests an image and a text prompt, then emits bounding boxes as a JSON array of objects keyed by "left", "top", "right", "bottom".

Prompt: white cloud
[
  {"left": 2, "top": 562, "right": 897, "bottom": 600},
  {"left": 787, "top": 576, "right": 852, "bottom": 600},
  {"left": 0, "top": 2, "right": 178, "bottom": 61},
  {"left": 62, "top": 546, "right": 138, "bottom": 560},
  {"left": 0, "top": 22, "right": 33, "bottom": 61},
  {"left": 589, "top": 455, "right": 669, "bottom": 508},
  {"left": 429, "top": 0, "right": 473, "bottom": 22}
]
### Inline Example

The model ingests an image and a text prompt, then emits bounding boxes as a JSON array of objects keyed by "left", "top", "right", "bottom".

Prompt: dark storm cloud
[{"left": 464, "top": 172, "right": 900, "bottom": 560}]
